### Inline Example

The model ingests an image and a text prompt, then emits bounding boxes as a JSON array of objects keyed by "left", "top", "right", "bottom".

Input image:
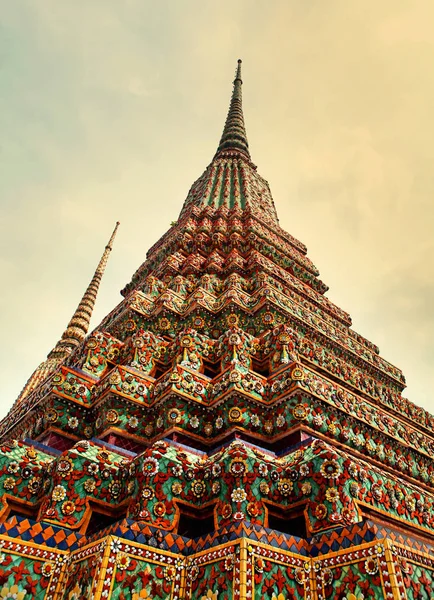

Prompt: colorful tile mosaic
[{"left": 0, "top": 60, "right": 432, "bottom": 598}]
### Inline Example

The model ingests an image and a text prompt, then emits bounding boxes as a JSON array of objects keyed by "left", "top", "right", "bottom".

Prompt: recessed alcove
[
  {"left": 85, "top": 510, "right": 124, "bottom": 537},
  {"left": 2, "top": 498, "right": 39, "bottom": 523},
  {"left": 37, "top": 431, "right": 76, "bottom": 452},
  {"left": 251, "top": 358, "right": 270, "bottom": 378},
  {"left": 100, "top": 433, "right": 145, "bottom": 454},
  {"left": 153, "top": 364, "right": 171, "bottom": 380},
  {"left": 267, "top": 512, "right": 307, "bottom": 538},
  {"left": 165, "top": 431, "right": 209, "bottom": 452},
  {"left": 177, "top": 506, "right": 215, "bottom": 539},
  {"left": 202, "top": 360, "right": 220, "bottom": 379}
]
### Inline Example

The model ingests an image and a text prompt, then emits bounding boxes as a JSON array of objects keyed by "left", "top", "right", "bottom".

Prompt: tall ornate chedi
[{"left": 0, "top": 61, "right": 433, "bottom": 600}]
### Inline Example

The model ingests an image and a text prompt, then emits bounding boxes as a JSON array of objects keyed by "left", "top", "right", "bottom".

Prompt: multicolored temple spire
[
  {"left": 215, "top": 59, "right": 250, "bottom": 158},
  {"left": 0, "top": 62, "right": 432, "bottom": 600},
  {"left": 175, "top": 59, "right": 283, "bottom": 225},
  {"left": 48, "top": 221, "right": 120, "bottom": 360},
  {"left": 15, "top": 221, "right": 119, "bottom": 402}
]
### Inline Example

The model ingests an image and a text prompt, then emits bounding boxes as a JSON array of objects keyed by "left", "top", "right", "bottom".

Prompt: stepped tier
[
  {"left": 0, "top": 437, "right": 432, "bottom": 598},
  {"left": 1, "top": 437, "right": 433, "bottom": 538},
  {"left": 0, "top": 316, "right": 432, "bottom": 491}
]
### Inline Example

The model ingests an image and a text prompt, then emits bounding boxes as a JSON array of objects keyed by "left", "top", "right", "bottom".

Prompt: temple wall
[{"left": 0, "top": 530, "right": 431, "bottom": 599}]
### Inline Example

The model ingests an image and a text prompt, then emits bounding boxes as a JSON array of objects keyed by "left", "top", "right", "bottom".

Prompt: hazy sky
[{"left": 1, "top": 1, "right": 434, "bottom": 418}]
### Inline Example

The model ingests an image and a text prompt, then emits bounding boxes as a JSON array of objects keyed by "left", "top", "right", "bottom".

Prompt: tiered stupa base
[
  {"left": 0, "top": 436, "right": 432, "bottom": 599},
  {"left": 0, "top": 507, "right": 431, "bottom": 599}
]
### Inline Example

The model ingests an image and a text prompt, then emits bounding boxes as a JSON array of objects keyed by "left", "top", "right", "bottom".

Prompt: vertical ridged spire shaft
[
  {"left": 174, "top": 59, "right": 280, "bottom": 229},
  {"left": 215, "top": 59, "right": 250, "bottom": 158},
  {"left": 48, "top": 221, "right": 120, "bottom": 359}
]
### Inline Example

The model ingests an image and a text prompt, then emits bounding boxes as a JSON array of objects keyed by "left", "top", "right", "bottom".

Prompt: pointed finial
[
  {"left": 215, "top": 59, "right": 250, "bottom": 158},
  {"left": 95, "top": 221, "right": 120, "bottom": 275},
  {"left": 107, "top": 221, "right": 120, "bottom": 250},
  {"left": 235, "top": 59, "right": 242, "bottom": 82}
]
